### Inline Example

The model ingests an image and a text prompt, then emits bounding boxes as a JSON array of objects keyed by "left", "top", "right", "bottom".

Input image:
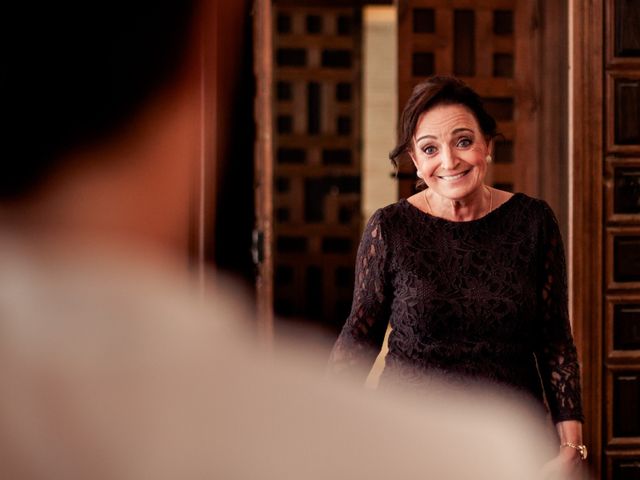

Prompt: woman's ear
[
  {"left": 408, "top": 149, "right": 419, "bottom": 171},
  {"left": 487, "top": 137, "right": 494, "bottom": 156}
]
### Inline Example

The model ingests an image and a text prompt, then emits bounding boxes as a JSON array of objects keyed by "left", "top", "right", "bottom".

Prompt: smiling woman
[
  {"left": 328, "top": 76, "right": 587, "bottom": 479},
  {"left": 409, "top": 104, "right": 495, "bottom": 221},
  {"left": 396, "top": 76, "right": 510, "bottom": 221}
]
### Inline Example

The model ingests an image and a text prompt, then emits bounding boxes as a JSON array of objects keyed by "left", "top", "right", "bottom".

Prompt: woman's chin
[{"left": 431, "top": 182, "right": 483, "bottom": 202}]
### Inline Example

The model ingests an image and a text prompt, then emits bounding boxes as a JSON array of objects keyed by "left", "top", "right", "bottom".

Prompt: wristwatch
[{"left": 561, "top": 442, "right": 588, "bottom": 461}]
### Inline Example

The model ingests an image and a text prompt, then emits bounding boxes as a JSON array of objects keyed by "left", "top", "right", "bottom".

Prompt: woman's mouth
[{"left": 436, "top": 169, "right": 471, "bottom": 181}]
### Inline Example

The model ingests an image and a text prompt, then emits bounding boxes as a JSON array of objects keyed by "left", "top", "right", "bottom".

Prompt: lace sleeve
[
  {"left": 534, "top": 202, "right": 584, "bottom": 423},
  {"left": 327, "top": 209, "right": 391, "bottom": 382}
]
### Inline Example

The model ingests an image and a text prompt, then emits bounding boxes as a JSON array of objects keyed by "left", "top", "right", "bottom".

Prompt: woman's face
[{"left": 409, "top": 103, "right": 491, "bottom": 202}]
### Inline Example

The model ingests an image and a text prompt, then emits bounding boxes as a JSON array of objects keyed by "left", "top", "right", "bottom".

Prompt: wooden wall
[
  {"left": 572, "top": 0, "right": 640, "bottom": 478},
  {"left": 603, "top": 0, "right": 640, "bottom": 477}
]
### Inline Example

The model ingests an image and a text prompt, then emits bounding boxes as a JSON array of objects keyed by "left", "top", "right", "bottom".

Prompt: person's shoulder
[
  {"left": 363, "top": 201, "right": 410, "bottom": 242},
  {"left": 507, "top": 193, "right": 561, "bottom": 235},
  {"left": 506, "top": 192, "right": 554, "bottom": 216},
  {"left": 368, "top": 200, "right": 407, "bottom": 223}
]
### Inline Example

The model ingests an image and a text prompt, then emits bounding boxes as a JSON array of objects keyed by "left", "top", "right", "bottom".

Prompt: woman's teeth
[{"left": 438, "top": 171, "right": 468, "bottom": 181}]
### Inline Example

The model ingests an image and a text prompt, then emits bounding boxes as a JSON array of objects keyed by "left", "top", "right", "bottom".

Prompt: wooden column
[
  {"left": 254, "top": 0, "right": 275, "bottom": 343},
  {"left": 570, "top": 0, "right": 604, "bottom": 478}
]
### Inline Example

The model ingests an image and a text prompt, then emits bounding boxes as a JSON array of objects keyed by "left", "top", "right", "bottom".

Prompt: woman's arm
[
  {"left": 327, "top": 209, "right": 391, "bottom": 383},
  {"left": 556, "top": 419, "right": 583, "bottom": 448},
  {"left": 534, "top": 201, "right": 584, "bottom": 424},
  {"left": 535, "top": 202, "right": 586, "bottom": 478}
]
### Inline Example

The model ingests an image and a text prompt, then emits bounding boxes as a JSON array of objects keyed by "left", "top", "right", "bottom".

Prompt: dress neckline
[{"left": 401, "top": 192, "right": 522, "bottom": 225}]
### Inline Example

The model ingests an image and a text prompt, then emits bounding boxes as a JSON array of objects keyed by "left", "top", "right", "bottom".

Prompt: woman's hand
[
  {"left": 540, "top": 420, "right": 584, "bottom": 479},
  {"left": 540, "top": 445, "right": 582, "bottom": 480}
]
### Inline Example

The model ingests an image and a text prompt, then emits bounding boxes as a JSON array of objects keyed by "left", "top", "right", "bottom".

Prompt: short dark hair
[
  {"left": 389, "top": 76, "right": 498, "bottom": 169},
  {"left": 2, "top": 1, "right": 196, "bottom": 200}
]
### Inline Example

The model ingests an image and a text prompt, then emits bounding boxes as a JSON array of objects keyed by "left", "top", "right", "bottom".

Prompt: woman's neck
[{"left": 425, "top": 186, "right": 491, "bottom": 221}]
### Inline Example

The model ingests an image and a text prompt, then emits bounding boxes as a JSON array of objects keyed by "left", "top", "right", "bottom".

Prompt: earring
[
  {"left": 486, "top": 154, "right": 493, "bottom": 164},
  {"left": 416, "top": 171, "right": 423, "bottom": 179}
]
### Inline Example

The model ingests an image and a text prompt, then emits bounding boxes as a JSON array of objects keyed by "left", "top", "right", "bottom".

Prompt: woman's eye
[
  {"left": 423, "top": 146, "right": 437, "bottom": 155},
  {"left": 457, "top": 138, "right": 472, "bottom": 148}
]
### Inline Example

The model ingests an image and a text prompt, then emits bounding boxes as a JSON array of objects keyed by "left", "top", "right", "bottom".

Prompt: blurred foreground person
[{"left": 1, "top": 2, "right": 568, "bottom": 479}]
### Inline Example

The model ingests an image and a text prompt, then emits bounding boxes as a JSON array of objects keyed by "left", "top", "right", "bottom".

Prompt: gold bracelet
[{"left": 561, "top": 442, "right": 588, "bottom": 461}]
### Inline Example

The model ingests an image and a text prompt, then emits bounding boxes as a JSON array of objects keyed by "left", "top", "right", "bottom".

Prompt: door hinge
[{"left": 251, "top": 229, "right": 264, "bottom": 265}]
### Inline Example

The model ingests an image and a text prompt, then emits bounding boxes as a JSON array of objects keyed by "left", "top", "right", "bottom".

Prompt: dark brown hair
[{"left": 389, "top": 76, "right": 498, "bottom": 169}]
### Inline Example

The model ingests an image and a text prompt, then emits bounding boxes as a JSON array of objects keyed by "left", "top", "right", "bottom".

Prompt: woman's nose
[{"left": 440, "top": 146, "right": 458, "bottom": 170}]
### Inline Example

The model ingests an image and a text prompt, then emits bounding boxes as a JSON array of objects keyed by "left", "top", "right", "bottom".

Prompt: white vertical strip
[
  {"left": 362, "top": 6, "right": 398, "bottom": 223},
  {"left": 362, "top": 5, "right": 397, "bottom": 389}
]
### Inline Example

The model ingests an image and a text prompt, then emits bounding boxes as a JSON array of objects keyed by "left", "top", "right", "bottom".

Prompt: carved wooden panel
[
  {"left": 608, "top": 0, "right": 640, "bottom": 60},
  {"left": 607, "top": 228, "right": 640, "bottom": 289},
  {"left": 615, "top": 167, "right": 640, "bottom": 214},
  {"left": 605, "top": 0, "right": 640, "bottom": 469},
  {"left": 608, "top": 296, "right": 640, "bottom": 355},
  {"left": 272, "top": 3, "right": 362, "bottom": 331},
  {"left": 615, "top": 0, "right": 640, "bottom": 57},
  {"left": 607, "top": 368, "right": 640, "bottom": 445},
  {"left": 606, "top": 295, "right": 640, "bottom": 362},
  {"left": 615, "top": 78, "right": 640, "bottom": 145},
  {"left": 608, "top": 452, "right": 640, "bottom": 480},
  {"left": 606, "top": 158, "right": 640, "bottom": 224},
  {"left": 615, "top": 238, "right": 640, "bottom": 282},
  {"left": 397, "top": 0, "right": 532, "bottom": 199},
  {"left": 607, "top": 74, "right": 640, "bottom": 151},
  {"left": 614, "top": 304, "right": 640, "bottom": 351},
  {"left": 605, "top": 362, "right": 640, "bottom": 453}
]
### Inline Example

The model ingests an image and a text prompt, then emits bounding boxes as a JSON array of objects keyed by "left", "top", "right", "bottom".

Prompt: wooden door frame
[
  {"left": 254, "top": 0, "right": 275, "bottom": 344},
  {"left": 569, "top": 0, "right": 604, "bottom": 478},
  {"left": 189, "top": 0, "right": 218, "bottom": 278}
]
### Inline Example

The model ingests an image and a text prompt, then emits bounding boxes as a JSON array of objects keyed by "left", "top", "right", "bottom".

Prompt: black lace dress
[{"left": 329, "top": 193, "right": 584, "bottom": 423}]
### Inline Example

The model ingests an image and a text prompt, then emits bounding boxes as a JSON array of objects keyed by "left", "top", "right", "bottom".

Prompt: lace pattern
[
  {"left": 328, "top": 211, "right": 390, "bottom": 379},
  {"left": 328, "top": 193, "right": 584, "bottom": 423}
]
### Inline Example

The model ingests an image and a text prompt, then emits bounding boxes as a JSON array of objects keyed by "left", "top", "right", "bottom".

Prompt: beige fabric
[{"left": 0, "top": 234, "right": 555, "bottom": 480}]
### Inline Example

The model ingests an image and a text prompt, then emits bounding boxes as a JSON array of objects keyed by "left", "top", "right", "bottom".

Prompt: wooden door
[
  {"left": 269, "top": 2, "right": 365, "bottom": 336},
  {"left": 396, "top": 0, "right": 538, "bottom": 200},
  {"left": 572, "top": 0, "right": 640, "bottom": 478},
  {"left": 395, "top": 0, "right": 571, "bottom": 231},
  {"left": 254, "top": 0, "right": 368, "bottom": 339}
]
